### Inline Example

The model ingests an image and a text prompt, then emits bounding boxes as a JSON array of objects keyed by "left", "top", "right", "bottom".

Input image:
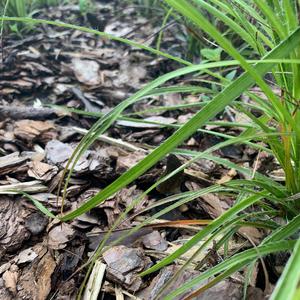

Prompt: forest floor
[{"left": 0, "top": 1, "right": 279, "bottom": 299}]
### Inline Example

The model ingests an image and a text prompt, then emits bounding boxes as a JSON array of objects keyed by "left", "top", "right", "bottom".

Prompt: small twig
[
  {"left": 251, "top": 149, "right": 261, "bottom": 179},
  {"left": 83, "top": 261, "right": 106, "bottom": 300},
  {"left": 0, "top": 180, "right": 47, "bottom": 194},
  {"left": 245, "top": 233, "right": 271, "bottom": 295},
  {"left": 285, "top": 192, "right": 300, "bottom": 202},
  {"left": 140, "top": 20, "right": 176, "bottom": 45},
  {"left": 72, "top": 126, "right": 148, "bottom": 153},
  {"left": 0, "top": 105, "right": 58, "bottom": 120}
]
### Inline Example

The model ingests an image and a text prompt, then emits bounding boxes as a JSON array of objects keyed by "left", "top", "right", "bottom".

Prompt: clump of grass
[
  {"left": 1, "top": 0, "right": 30, "bottom": 17},
  {"left": 140, "top": 1, "right": 300, "bottom": 299},
  {"left": 79, "top": 0, "right": 93, "bottom": 14},
  {"left": 0, "top": 0, "right": 34, "bottom": 33},
  {"left": 0, "top": 0, "right": 64, "bottom": 34}
]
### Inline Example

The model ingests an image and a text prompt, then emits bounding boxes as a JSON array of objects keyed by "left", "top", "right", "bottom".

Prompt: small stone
[
  {"left": 103, "top": 245, "right": 152, "bottom": 292},
  {"left": 17, "top": 248, "right": 38, "bottom": 264},
  {"left": 25, "top": 212, "right": 48, "bottom": 235},
  {"left": 142, "top": 231, "right": 168, "bottom": 251}
]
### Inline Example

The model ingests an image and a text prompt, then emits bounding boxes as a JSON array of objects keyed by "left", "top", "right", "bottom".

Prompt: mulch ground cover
[{"left": 0, "top": 2, "right": 281, "bottom": 299}]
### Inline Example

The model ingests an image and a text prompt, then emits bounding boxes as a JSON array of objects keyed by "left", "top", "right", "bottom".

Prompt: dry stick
[
  {"left": 72, "top": 126, "right": 148, "bottom": 153},
  {"left": 246, "top": 235, "right": 271, "bottom": 295},
  {"left": 0, "top": 105, "right": 58, "bottom": 120},
  {"left": 140, "top": 20, "right": 177, "bottom": 45},
  {"left": 251, "top": 149, "right": 261, "bottom": 179},
  {"left": 121, "top": 20, "right": 153, "bottom": 39},
  {"left": 113, "top": 5, "right": 164, "bottom": 15}
]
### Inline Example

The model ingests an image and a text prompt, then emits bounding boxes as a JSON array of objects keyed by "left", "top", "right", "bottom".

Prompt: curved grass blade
[
  {"left": 166, "top": 211, "right": 300, "bottom": 299},
  {"left": 78, "top": 129, "right": 283, "bottom": 297},
  {"left": 13, "top": 191, "right": 57, "bottom": 219},
  {"left": 268, "top": 238, "right": 300, "bottom": 300},
  {"left": 60, "top": 29, "right": 300, "bottom": 221},
  {"left": 193, "top": 0, "right": 265, "bottom": 52},
  {"left": 61, "top": 55, "right": 300, "bottom": 209},
  {"left": 140, "top": 193, "right": 264, "bottom": 276},
  {"left": 0, "top": 16, "right": 191, "bottom": 66},
  {"left": 58, "top": 59, "right": 261, "bottom": 211},
  {"left": 163, "top": 240, "right": 296, "bottom": 300},
  {"left": 264, "top": 213, "right": 300, "bottom": 243},
  {"left": 181, "top": 262, "right": 247, "bottom": 300},
  {"left": 166, "top": 0, "right": 293, "bottom": 127}
]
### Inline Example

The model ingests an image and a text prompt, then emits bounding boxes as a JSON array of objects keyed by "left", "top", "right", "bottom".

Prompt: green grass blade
[
  {"left": 270, "top": 238, "right": 300, "bottom": 300},
  {"left": 0, "top": 16, "right": 191, "bottom": 66},
  {"left": 166, "top": 0, "right": 294, "bottom": 126},
  {"left": 156, "top": 7, "right": 173, "bottom": 51},
  {"left": 162, "top": 240, "right": 296, "bottom": 300},
  {"left": 264, "top": 213, "right": 300, "bottom": 243},
  {"left": 282, "top": 0, "right": 298, "bottom": 32},
  {"left": 17, "top": 192, "right": 57, "bottom": 219},
  {"left": 194, "top": 0, "right": 260, "bottom": 51},
  {"left": 140, "top": 193, "right": 263, "bottom": 276},
  {"left": 216, "top": 0, "right": 273, "bottom": 48},
  {"left": 59, "top": 59, "right": 262, "bottom": 206},
  {"left": 253, "top": 0, "right": 286, "bottom": 40},
  {"left": 60, "top": 29, "right": 300, "bottom": 221}
]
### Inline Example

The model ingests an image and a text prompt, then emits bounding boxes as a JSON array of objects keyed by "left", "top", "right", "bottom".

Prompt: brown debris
[
  {"left": 16, "top": 248, "right": 39, "bottom": 264},
  {"left": 71, "top": 58, "right": 102, "bottom": 86},
  {"left": 116, "top": 151, "right": 146, "bottom": 173},
  {"left": 103, "top": 245, "right": 152, "bottom": 292},
  {"left": 0, "top": 196, "right": 31, "bottom": 254},
  {"left": 138, "top": 265, "right": 243, "bottom": 300},
  {"left": 0, "top": 105, "right": 58, "bottom": 121},
  {"left": 0, "top": 180, "right": 47, "bottom": 194},
  {"left": 238, "top": 226, "right": 263, "bottom": 245},
  {"left": 137, "top": 265, "right": 202, "bottom": 300},
  {"left": 45, "top": 139, "right": 73, "bottom": 166},
  {"left": 189, "top": 280, "right": 243, "bottom": 300},
  {"left": 14, "top": 120, "right": 57, "bottom": 144},
  {"left": 0, "top": 152, "right": 30, "bottom": 176},
  {"left": 114, "top": 185, "right": 148, "bottom": 212},
  {"left": 47, "top": 223, "right": 76, "bottom": 250},
  {"left": 156, "top": 154, "right": 184, "bottom": 195},
  {"left": 28, "top": 161, "right": 58, "bottom": 182},
  {"left": 142, "top": 230, "right": 168, "bottom": 251},
  {"left": 87, "top": 227, "right": 153, "bottom": 251},
  {"left": 198, "top": 193, "right": 224, "bottom": 219},
  {"left": 3, "top": 266, "right": 18, "bottom": 295},
  {"left": 25, "top": 192, "right": 70, "bottom": 211},
  {"left": 45, "top": 140, "right": 113, "bottom": 176},
  {"left": 17, "top": 247, "right": 57, "bottom": 300}
]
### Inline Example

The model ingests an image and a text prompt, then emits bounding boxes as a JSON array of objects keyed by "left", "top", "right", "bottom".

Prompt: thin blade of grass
[
  {"left": 163, "top": 240, "right": 296, "bottom": 300},
  {"left": 268, "top": 238, "right": 300, "bottom": 300},
  {"left": 0, "top": 16, "right": 191, "bottom": 65},
  {"left": 60, "top": 29, "right": 300, "bottom": 221}
]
